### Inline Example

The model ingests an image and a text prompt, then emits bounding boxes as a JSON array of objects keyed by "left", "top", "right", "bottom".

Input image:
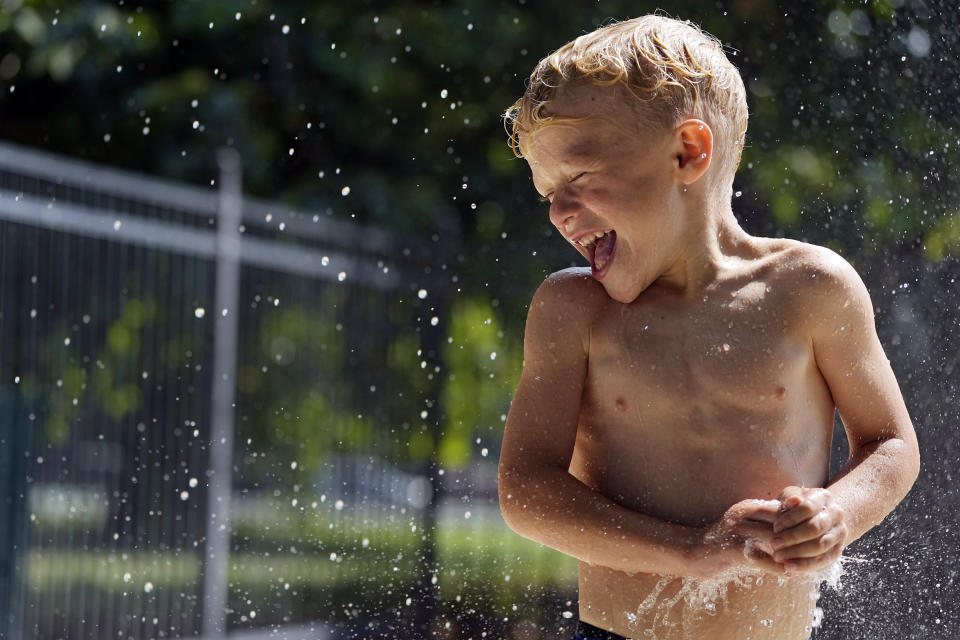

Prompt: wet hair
[{"left": 505, "top": 14, "right": 748, "bottom": 191}]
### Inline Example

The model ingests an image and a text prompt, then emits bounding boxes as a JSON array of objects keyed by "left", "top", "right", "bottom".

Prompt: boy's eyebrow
[
  {"left": 528, "top": 140, "right": 598, "bottom": 196},
  {"left": 561, "top": 139, "right": 597, "bottom": 158}
]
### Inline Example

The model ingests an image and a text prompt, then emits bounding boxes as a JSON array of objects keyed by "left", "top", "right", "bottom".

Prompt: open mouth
[{"left": 578, "top": 230, "right": 617, "bottom": 280}]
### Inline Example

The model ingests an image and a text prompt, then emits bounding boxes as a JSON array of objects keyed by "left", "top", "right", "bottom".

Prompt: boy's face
[{"left": 523, "top": 85, "right": 688, "bottom": 303}]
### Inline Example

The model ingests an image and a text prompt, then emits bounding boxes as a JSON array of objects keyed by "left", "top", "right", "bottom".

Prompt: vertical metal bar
[
  {"left": 414, "top": 316, "right": 442, "bottom": 636},
  {"left": 0, "top": 388, "right": 29, "bottom": 640},
  {"left": 414, "top": 212, "right": 460, "bottom": 636},
  {"left": 202, "top": 149, "right": 242, "bottom": 637}
]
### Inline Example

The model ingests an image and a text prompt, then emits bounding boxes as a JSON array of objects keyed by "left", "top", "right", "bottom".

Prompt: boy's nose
[{"left": 548, "top": 191, "right": 580, "bottom": 232}]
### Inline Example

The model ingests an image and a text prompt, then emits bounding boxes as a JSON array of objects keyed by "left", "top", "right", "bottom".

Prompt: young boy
[{"left": 497, "top": 15, "right": 919, "bottom": 640}]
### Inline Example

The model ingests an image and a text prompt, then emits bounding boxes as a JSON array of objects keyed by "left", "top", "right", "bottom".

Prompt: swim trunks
[{"left": 573, "top": 619, "right": 629, "bottom": 640}]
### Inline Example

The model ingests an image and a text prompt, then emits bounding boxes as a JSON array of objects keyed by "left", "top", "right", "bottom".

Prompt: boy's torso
[{"left": 568, "top": 239, "right": 835, "bottom": 638}]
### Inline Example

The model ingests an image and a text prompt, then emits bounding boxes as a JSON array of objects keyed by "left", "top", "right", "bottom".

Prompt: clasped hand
[{"left": 698, "top": 486, "right": 848, "bottom": 578}]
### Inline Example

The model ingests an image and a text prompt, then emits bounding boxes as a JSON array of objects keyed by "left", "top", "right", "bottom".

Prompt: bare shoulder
[
  {"left": 758, "top": 239, "right": 867, "bottom": 295},
  {"left": 756, "top": 238, "right": 874, "bottom": 326},
  {"left": 531, "top": 267, "right": 610, "bottom": 315},
  {"left": 526, "top": 267, "right": 609, "bottom": 351}
]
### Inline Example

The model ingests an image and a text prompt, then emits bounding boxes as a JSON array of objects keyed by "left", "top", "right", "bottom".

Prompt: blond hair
[{"left": 505, "top": 14, "right": 748, "bottom": 191}]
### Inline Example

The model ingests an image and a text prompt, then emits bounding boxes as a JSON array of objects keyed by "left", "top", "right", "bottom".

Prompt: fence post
[
  {"left": 414, "top": 211, "right": 460, "bottom": 637},
  {"left": 0, "top": 387, "right": 29, "bottom": 640},
  {"left": 202, "top": 149, "right": 243, "bottom": 637}
]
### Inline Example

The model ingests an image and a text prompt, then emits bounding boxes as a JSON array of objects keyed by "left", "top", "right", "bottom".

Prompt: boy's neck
[{"left": 656, "top": 189, "right": 753, "bottom": 297}]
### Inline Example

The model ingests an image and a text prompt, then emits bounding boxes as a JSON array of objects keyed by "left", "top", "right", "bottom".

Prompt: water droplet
[
  {"left": 144, "top": 582, "right": 154, "bottom": 593},
  {"left": 188, "top": 477, "right": 198, "bottom": 488},
  {"left": 341, "top": 186, "right": 350, "bottom": 196},
  {"left": 722, "top": 343, "right": 731, "bottom": 352},
  {"left": 418, "top": 288, "right": 428, "bottom": 299},
  {"left": 337, "top": 272, "right": 346, "bottom": 282},
  {"left": 321, "top": 256, "right": 329, "bottom": 266},
  {"left": 180, "top": 491, "right": 189, "bottom": 501},
  {"left": 194, "top": 307, "right": 205, "bottom": 318}
]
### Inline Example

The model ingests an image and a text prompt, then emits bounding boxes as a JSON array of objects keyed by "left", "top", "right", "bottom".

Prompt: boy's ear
[{"left": 674, "top": 119, "right": 713, "bottom": 185}]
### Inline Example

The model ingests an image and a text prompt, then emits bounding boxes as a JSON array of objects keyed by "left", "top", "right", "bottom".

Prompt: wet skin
[
  {"left": 498, "top": 86, "right": 918, "bottom": 639},
  {"left": 567, "top": 256, "right": 833, "bottom": 638}
]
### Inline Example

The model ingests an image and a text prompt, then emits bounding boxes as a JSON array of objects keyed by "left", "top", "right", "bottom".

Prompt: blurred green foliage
[
  {"left": 4, "top": 0, "right": 956, "bottom": 507},
  {"left": 28, "top": 498, "right": 575, "bottom": 627},
  {"left": 5, "top": 0, "right": 957, "bottom": 489},
  {"left": 0, "top": 0, "right": 956, "bottom": 263},
  {"left": 442, "top": 297, "right": 521, "bottom": 468},
  {"left": 4, "top": 0, "right": 958, "bottom": 634}
]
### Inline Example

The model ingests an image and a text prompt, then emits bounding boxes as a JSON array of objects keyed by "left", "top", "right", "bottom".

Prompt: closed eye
[{"left": 539, "top": 173, "right": 585, "bottom": 204}]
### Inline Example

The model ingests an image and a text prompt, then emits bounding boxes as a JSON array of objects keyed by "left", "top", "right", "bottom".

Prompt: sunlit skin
[{"left": 498, "top": 86, "right": 920, "bottom": 639}]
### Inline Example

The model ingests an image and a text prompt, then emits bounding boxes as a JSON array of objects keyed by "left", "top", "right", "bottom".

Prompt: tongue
[{"left": 593, "top": 230, "right": 616, "bottom": 268}]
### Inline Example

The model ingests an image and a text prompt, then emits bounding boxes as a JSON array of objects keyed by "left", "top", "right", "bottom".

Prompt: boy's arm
[
  {"left": 498, "top": 271, "right": 781, "bottom": 578},
  {"left": 772, "top": 252, "right": 920, "bottom": 573}
]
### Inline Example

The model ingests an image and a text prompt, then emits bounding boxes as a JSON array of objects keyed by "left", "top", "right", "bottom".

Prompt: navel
[
  {"left": 615, "top": 397, "right": 627, "bottom": 412},
  {"left": 776, "top": 386, "right": 787, "bottom": 400}
]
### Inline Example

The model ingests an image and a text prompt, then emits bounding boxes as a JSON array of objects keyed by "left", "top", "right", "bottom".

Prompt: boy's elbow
[
  {"left": 906, "top": 435, "right": 921, "bottom": 488},
  {"left": 497, "top": 465, "right": 530, "bottom": 532},
  {"left": 889, "top": 428, "right": 920, "bottom": 495}
]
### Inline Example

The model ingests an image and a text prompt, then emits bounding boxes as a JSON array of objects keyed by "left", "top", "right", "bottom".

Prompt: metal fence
[
  {"left": 1, "top": 140, "right": 959, "bottom": 640},
  {"left": 0, "top": 140, "right": 488, "bottom": 639}
]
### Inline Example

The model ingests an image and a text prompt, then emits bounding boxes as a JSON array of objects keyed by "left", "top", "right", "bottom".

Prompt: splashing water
[{"left": 624, "top": 557, "right": 852, "bottom": 637}]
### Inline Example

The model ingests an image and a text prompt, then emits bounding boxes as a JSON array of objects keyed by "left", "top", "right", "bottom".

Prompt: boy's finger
[
  {"left": 773, "top": 500, "right": 820, "bottom": 534},
  {"left": 773, "top": 511, "right": 831, "bottom": 548},
  {"left": 736, "top": 499, "right": 782, "bottom": 523},
  {"left": 744, "top": 547, "right": 787, "bottom": 576},
  {"left": 735, "top": 522, "right": 776, "bottom": 554},
  {"left": 778, "top": 486, "right": 805, "bottom": 510},
  {"left": 773, "top": 527, "right": 843, "bottom": 562}
]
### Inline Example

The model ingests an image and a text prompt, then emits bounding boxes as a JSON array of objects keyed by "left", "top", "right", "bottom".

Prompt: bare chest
[
  {"left": 570, "top": 281, "right": 835, "bottom": 524},
  {"left": 583, "top": 290, "right": 808, "bottom": 418}
]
